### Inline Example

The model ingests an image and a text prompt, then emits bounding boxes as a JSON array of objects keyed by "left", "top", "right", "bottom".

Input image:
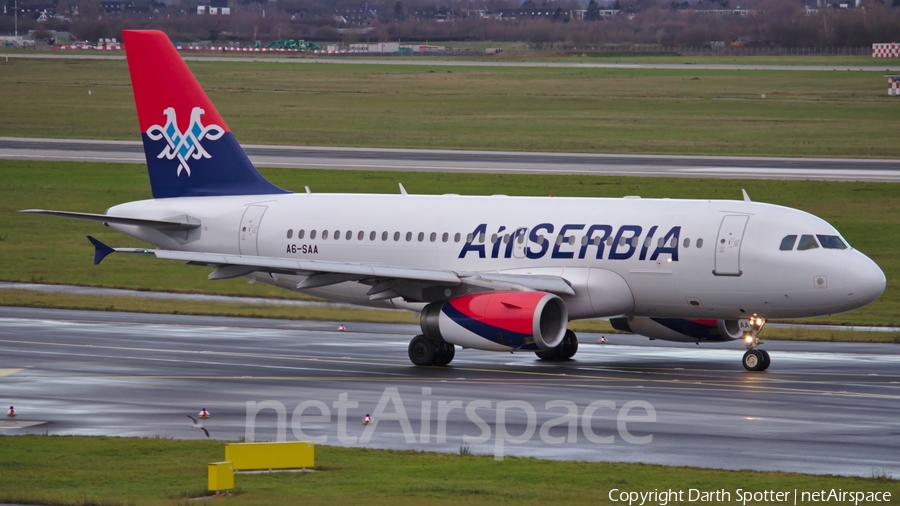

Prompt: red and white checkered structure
[
  {"left": 888, "top": 75, "right": 900, "bottom": 97},
  {"left": 873, "top": 43, "right": 900, "bottom": 58}
]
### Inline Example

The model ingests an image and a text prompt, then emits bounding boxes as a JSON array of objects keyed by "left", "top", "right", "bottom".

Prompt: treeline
[{"left": 3, "top": 0, "right": 900, "bottom": 48}]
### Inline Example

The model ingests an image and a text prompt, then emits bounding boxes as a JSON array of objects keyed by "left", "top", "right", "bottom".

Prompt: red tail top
[{"left": 123, "top": 30, "right": 229, "bottom": 134}]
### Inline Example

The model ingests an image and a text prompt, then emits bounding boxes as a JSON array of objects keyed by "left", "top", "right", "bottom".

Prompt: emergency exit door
[{"left": 239, "top": 205, "right": 267, "bottom": 256}]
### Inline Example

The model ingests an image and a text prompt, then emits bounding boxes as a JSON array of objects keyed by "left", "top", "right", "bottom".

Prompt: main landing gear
[
  {"left": 741, "top": 316, "right": 770, "bottom": 372},
  {"left": 408, "top": 335, "right": 456, "bottom": 367},
  {"left": 535, "top": 330, "right": 579, "bottom": 361}
]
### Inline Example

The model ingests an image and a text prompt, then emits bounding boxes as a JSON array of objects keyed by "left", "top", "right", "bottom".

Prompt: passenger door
[{"left": 713, "top": 215, "right": 749, "bottom": 276}]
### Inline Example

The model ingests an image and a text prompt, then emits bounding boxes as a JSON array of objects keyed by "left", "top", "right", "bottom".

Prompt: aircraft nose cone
[{"left": 846, "top": 254, "right": 886, "bottom": 306}]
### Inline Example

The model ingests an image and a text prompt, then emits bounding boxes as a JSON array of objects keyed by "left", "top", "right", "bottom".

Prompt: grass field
[
  {"left": 1, "top": 159, "right": 897, "bottom": 328},
  {"left": 0, "top": 435, "right": 897, "bottom": 506},
  {"left": 1, "top": 56, "right": 899, "bottom": 157}
]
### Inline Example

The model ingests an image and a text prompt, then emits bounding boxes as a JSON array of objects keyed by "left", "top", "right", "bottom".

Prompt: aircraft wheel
[
  {"left": 536, "top": 330, "right": 578, "bottom": 361},
  {"left": 759, "top": 349, "right": 771, "bottom": 371},
  {"left": 408, "top": 335, "right": 436, "bottom": 366},
  {"left": 558, "top": 330, "right": 578, "bottom": 360},
  {"left": 535, "top": 348, "right": 560, "bottom": 361},
  {"left": 432, "top": 342, "right": 456, "bottom": 367},
  {"left": 742, "top": 349, "right": 766, "bottom": 371}
]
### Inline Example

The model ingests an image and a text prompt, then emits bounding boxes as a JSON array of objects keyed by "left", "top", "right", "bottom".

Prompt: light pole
[{"left": 14, "top": 0, "right": 17, "bottom": 37}]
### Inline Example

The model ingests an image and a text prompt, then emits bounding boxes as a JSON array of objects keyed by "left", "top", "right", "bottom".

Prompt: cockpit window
[
  {"left": 779, "top": 235, "right": 797, "bottom": 251},
  {"left": 797, "top": 234, "right": 819, "bottom": 251},
  {"left": 817, "top": 235, "right": 847, "bottom": 250}
]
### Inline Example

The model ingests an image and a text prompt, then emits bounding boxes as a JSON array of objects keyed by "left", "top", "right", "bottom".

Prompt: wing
[
  {"left": 87, "top": 237, "right": 575, "bottom": 303},
  {"left": 20, "top": 209, "right": 200, "bottom": 231}
]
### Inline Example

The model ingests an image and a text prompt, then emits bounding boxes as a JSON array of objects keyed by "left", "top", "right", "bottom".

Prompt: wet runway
[
  {"left": 2, "top": 137, "right": 899, "bottom": 182},
  {"left": 1, "top": 306, "right": 899, "bottom": 476}
]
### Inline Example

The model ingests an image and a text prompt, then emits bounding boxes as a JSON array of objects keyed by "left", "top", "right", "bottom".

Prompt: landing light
[{"left": 743, "top": 334, "right": 753, "bottom": 344}]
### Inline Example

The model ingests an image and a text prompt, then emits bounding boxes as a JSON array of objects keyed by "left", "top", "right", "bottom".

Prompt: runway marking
[{"left": 0, "top": 368, "right": 23, "bottom": 377}]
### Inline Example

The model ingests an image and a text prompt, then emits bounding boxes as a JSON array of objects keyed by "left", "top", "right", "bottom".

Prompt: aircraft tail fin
[{"left": 122, "top": 30, "right": 288, "bottom": 199}]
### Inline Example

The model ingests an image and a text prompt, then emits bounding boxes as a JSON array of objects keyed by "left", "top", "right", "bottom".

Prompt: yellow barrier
[
  {"left": 224, "top": 441, "right": 315, "bottom": 471},
  {"left": 207, "top": 461, "right": 234, "bottom": 492}
]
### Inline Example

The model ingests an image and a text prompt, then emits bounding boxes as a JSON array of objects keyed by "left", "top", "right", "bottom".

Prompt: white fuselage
[{"left": 107, "top": 193, "right": 886, "bottom": 321}]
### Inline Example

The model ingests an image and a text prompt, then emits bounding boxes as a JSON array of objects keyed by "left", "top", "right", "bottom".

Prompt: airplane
[{"left": 21, "top": 30, "right": 886, "bottom": 372}]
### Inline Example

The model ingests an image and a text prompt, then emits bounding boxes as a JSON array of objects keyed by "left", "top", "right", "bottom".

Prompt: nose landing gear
[{"left": 741, "top": 316, "right": 770, "bottom": 371}]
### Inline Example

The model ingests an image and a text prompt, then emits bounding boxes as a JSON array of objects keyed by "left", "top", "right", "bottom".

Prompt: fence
[{"left": 578, "top": 46, "right": 873, "bottom": 56}]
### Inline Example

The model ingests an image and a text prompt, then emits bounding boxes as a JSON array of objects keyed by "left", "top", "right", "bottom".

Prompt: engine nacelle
[
  {"left": 610, "top": 317, "right": 748, "bottom": 343},
  {"left": 421, "top": 291, "right": 568, "bottom": 352}
]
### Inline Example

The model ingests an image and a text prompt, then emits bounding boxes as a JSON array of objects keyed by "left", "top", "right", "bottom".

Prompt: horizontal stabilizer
[
  {"left": 86, "top": 235, "right": 116, "bottom": 265},
  {"left": 20, "top": 209, "right": 200, "bottom": 231}
]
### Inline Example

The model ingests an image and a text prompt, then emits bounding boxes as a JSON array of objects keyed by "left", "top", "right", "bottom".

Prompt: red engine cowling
[
  {"left": 421, "top": 291, "right": 568, "bottom": 352},
  {"left": 610, "top": 317, "right": 747, "bottom": 343}
]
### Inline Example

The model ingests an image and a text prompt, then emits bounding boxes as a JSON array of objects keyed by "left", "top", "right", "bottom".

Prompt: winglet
[
  {"left": 399, "top": 183, "right": 408, "bottom": 196},
  {"left": 742, "top": 189, "right": 751, "bottom": 202},
  {"left": 87, "top": 235, "right": 115, "bottom": 265}
]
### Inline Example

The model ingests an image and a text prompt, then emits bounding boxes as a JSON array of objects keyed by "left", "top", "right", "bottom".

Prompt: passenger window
[
  {"left": 430, "top": 232, "right": 437, "bottom": 242},
  {"left": 310, "top": 230, "right": 317, "bottom": 239},
  {"left": 418, "top": 232, "right": 425, "bottom": 242},
  {"left": 287, "top": 229, "right": 293, "bottom": 239},
  {"left": 658, "top": 237, "right": 664, "bottom": 247},
  {"left": 466, "top": 233, "right": 473, "bottom": 243},
  {"left": 358, "top": 231, "right": 364, "bottom": 241},
  {"left": 492, "top": 234, "right": 499, "bottom": 244},
  {"left": 779, "top": 235, "right": 797, "bottom": 251},
  {"left": 382, "top": 231, "right": 388, "bottom": 241},
  {"left": 298, "top": 229, "right": 305, "bottom": 239},
  {"left": 817, "top": 235, "right": 847, "bottom": 250},
  {"left": 346, "top": 231, "right": 353, "bottom": 240},
  {"left": 478, "top": 232, "right": 485, "bottom": 243},
  {"left": 455, "top": 233, "right": 461, "bottom": 243},
  {"left": 406, "top": 232, "right": 412, "bottom": 242},
  {"left": 797, "top": 234, "right": 819, "bottom": 251},
  {"left": 334, "top": 230, "right": 340, "bottom": 240},
  {"left": 370, "top": 231, "right": 376, "bottom": 241},
  {"left": 696, "top": 238, "right": 703, "bottom": 248},
  {"left": 323, "top": 230, "right": 329, "bottom": 239},
  {"left": 683, "top": 238, "right": 690, "bottom": 248},
  {"left": 555, "top": 235, "right": 563, "bottom": 245},
  {"left": 442, "top": 232, "right": 449, "bottom": 242},
  {"left": 394, "top": 232, "right": 401, "bottom": 241}
]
